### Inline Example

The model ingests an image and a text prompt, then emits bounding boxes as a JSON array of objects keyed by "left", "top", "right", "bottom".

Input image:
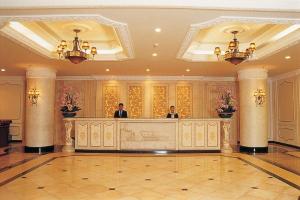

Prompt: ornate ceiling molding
[
  {"left": 177, "top": 16, "right": 300, "bottom": 62},
  {"left": 0, "top": 0, "right": 300, "bottom": 12},
  {"left": 0, "top": 14, "right": 135, "bottom": 61}
]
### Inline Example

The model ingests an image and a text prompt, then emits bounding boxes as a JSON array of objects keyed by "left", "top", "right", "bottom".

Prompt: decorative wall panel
[
  {"left": 128, "top": 85, "right": 143, "bottom": 118},
  {"left": 103, "top": 122, "right": 115, "bottom": 147},
  {"left": 0, "top": 79, "right": 24, "bottom": 141},
  {"left": 90, "top": 122, "right": 101, "bottom": 147},
  {"left": 207, "top": 121, "right": 219, "bottom": 147},
  {"left": 181, "top": 122, "right": 193, "bottom": 147},
  {"left": 176, "top": 85, "right": 192, "bottom": 118},
  {"left": 103, "top": 85, "right": 120, "bottom": 118},
  {"left": 152, "top": 85, "right": 168, "bottom": 118},
  {"left": 77, "top": 122, "right": 88, "bottom": 147},
  {"left": 194, "top": 122, "right": 205, "bottom": 147}
]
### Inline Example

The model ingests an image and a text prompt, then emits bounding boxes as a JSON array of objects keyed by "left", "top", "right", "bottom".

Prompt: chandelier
[
  {"left": 214, "top": 31, "right": 256, "bottom": 65},
  {"left": 56, "top": 29, "right": 97, "bottom": 64}
]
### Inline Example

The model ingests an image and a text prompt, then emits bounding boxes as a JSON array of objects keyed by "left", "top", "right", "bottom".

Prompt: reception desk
[{"left": 65, "top": 118, "right": 228, "bottom": 152}]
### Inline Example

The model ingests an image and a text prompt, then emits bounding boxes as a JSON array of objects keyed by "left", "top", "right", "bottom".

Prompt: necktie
[{"left": 119, "top": 110, "right": 122, "bottom": 117}]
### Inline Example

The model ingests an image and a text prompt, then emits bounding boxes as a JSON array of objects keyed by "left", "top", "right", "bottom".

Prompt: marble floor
[{"left": 0, "top": 152, "right": 299, "bottom": 200}]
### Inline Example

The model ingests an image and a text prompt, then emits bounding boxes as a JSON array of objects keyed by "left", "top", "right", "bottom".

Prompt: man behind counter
[{"left": 114, "top": 103, "right": 128, "bottom": 118}]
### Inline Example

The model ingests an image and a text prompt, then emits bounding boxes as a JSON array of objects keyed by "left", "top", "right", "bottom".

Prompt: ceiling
[{"left": 0, "top": 1, "right": 300, "bottom": 77}]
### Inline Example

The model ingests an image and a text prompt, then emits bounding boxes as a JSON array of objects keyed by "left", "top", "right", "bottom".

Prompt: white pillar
[
  {"left": 25, "top": 68, "right": 56, "bottom": 153},
  {"left": 238, "top": 68, "right": 268, "bottom": 153}
]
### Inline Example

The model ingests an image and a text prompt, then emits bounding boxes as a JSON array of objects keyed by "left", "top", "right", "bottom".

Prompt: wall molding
[
  {"left": 269, "top": 69, "right": 300, "bottom": 81},
  {"left": 56, "top": 75, "right": 236, "bottom": 82}
]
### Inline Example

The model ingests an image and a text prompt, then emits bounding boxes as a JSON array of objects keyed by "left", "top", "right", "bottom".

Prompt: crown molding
[
  {"left": 0, "top": 76, "right": 25, "bottom": 81},
  {"left": 26, "top": 67, "right": 56, "bottom": 79},
  {"left": 177, "top": 16, "right": 300, "bottom": 62},
  {"left": 56, "top": 75, "right": 236, "bottom": 82},
  {"left": 0, "top": 0, "right": 299, "bottom": 12},
  {"left": 238, "top": 68, "right": 268, "bottom": 80},
  {"left": 0, "top": 14, "right": 134, "bottom": 61},
  {"left": 269, "top": 69, "right": 300, "bottom": 81}
]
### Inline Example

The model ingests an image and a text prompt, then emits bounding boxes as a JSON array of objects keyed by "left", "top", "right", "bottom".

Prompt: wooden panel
[
  {"left": 103, "top": 122, "right": 115, "bottom": 147},
  {"left": 278, "top": 80, "right": 295, "bottom": 122},
  {"left": 278, "top": 126, "right": 296, "bottom": 144},
  {"left": 90, "top": 122, "right": 101, "bottom": 147},
  {"left": 194, "top": 122, "right": 205, "bottom": 147},
  {"left": 181, "top": 122, "right": 193, "bottom": 147},
  {"left": 77, "top": 122, "right": 88, "bottom": 147},
  {"left": 207, "top": 121, "right": 218, "bottom": 147}
]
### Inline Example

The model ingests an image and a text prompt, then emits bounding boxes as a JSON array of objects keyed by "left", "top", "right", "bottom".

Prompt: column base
[
  {"left": 62, "top": 145, "right": 75, "bottom": 153},
  {"left": 239, "top": 146, "right": 268, "bottom": 153},
  {"left": 24, "top": 145, "right": 54, "bottom": 153}
]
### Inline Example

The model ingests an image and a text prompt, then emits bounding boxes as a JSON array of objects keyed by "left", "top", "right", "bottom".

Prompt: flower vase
[
  {"left": 218, "top": 112, "right": 233, "bottom": 118},
  {"left": 62, "top": 112, "right": 77, "bottom": 118}
]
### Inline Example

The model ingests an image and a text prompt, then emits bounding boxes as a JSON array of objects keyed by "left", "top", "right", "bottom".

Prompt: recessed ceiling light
[
  {"left": 1, "top": 69, "right": 6, "bottom": 72},
  {"left": 186, "top": 68, "right": 190, "bottom": 72},
  {"left": 153, "top": 43, "right": 159, "bottom": 47},
  {"left": 146, "top": 68, "right": 150, "bottom": 72},
  {"left": 285, "top": 55, "right": 291, "bottom": 59},
  {"left": 154, "top": 28, "right": 161, "bottom": 33},
  {"left": 152, "top": 53, "right": 158, "bottom": 57},
  {"left": 106, "top": 68, "right": 110, "bottom": 72}
]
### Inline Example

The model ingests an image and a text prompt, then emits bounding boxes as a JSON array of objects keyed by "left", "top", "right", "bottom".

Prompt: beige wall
[
  {"left": 54, "top": 79, "right": 239, "bottom": 145},
  {"left": 271, "top": 73, "right": 300, "bottom": 147},
  {"left": 0, "top": 77, "right": 24, "bottom": 141}
]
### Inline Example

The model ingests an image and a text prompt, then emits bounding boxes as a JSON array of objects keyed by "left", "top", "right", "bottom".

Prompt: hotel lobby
[{"left": 0, "top": 0, "right": 300, "bottom": 199}]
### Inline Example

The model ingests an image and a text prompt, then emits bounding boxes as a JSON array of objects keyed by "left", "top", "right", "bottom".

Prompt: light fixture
[
  {"left": 254, "top": 89, "right": 266, "bottom": 106},
  {"left": 214, "top": 31, "right": 256, "bottom": 65},
  {"left": 1, "top": 69, "right": 5, "bottom": 72},
  {"left": 106, "top": 68, "right": 110, "bottom": 72},
  {"left": 146, "top": 68, "right": 150, "bottom": 72},
  {"left": 28, "top": 88, "right": 40, "bottom": 105},
  {"left": 186, "top": 68, "right": 190, "bottom": 72},
  {"left": 285, "top": 55, "right": 291, "bottom": 59},
  {"left": 57, "top": 29, "right": 97, "bottom": 64},
  {"left": 154, "top": 28, "right": 161, "bottom": 33},
  {"left": 152, "top": 53, "right": 158, "bottom": 57},
  {"left": 153, "top": 43, "right": 159, "bottom": 47}
]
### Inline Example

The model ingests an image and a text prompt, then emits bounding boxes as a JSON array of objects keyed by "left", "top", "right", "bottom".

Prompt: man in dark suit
[
  {"left": 166, "top": 105, "right": 179, "bottom": 118},
  {"left": 114, "top": 103, "right": 128, "bottom": 118}
]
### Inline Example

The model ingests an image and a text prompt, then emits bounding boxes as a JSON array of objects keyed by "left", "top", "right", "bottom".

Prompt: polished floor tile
[{"left": 0, "top": 154, "right": 299, "bottom": 200}]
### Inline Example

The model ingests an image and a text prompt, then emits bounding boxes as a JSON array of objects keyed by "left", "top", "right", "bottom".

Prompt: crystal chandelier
[
  {"left": 57, "top": 29, "right": 97, "bottom": 64},
  {"left": 214, "top": 31, "right": 256, "bottom": 65}
]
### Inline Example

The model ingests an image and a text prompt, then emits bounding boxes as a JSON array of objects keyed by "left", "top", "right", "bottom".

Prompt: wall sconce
[
  {"left": 254, "top": 89, "right": 266, "bottom": 106},
  {"left": 28, "top": 88, "right": 40, "bottom": 105}
]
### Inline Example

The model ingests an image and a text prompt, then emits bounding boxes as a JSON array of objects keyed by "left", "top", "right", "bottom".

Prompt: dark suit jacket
[
  {"left": 166, "top": 113, "right": 179, "bottom": 118},
  {"left": 114, "top": 110, "right": 128, "bottom": 118}
]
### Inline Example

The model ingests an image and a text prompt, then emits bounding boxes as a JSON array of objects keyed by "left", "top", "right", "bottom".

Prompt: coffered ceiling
[
  {"left": 0, "top": 16, "right": 133, "bottom": 61},
  {"left": 0, "top": 0, "right": 299, "bottom": 77}
]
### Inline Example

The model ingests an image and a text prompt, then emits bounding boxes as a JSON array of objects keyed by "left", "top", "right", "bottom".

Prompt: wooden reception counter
[{"left": 62, "top": 118, "right": 232, "bottom": 152}]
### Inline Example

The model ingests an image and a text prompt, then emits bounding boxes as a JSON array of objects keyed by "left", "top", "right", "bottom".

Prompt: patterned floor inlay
[{"left": 0, "top": 154, "right": 299, "bottom": 200}]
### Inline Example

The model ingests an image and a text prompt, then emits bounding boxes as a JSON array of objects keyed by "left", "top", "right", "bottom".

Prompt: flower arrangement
[
  {"left": 60, "top": 86, "right": 81, "bottom": 117},
  {"left": 216, "top": 89, "right": 237, "bottom": 118}
]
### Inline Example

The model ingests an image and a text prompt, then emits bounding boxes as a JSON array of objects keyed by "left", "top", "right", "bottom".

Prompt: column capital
[
  {"left": 26, "top": 67, "right": 56, "bottom": 79},
  {"left": 238, "top": 68, "right": 268, "bottom": 80}
]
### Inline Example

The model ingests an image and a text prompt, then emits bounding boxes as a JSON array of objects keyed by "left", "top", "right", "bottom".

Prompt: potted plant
[
  {"left": 216, "top": 89, "right": 237, "bottom": 118},
  {"left": 60, "top": 86, "right": 81, "bottom": 118}
]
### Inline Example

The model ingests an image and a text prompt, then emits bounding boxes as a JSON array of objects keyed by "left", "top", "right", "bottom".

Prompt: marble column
[
  {"left": 25, "top": 68, "right": 56, "bottom": 153},
  {"left": 238, "top": 68, "right": 268, "bottom": 153}
]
